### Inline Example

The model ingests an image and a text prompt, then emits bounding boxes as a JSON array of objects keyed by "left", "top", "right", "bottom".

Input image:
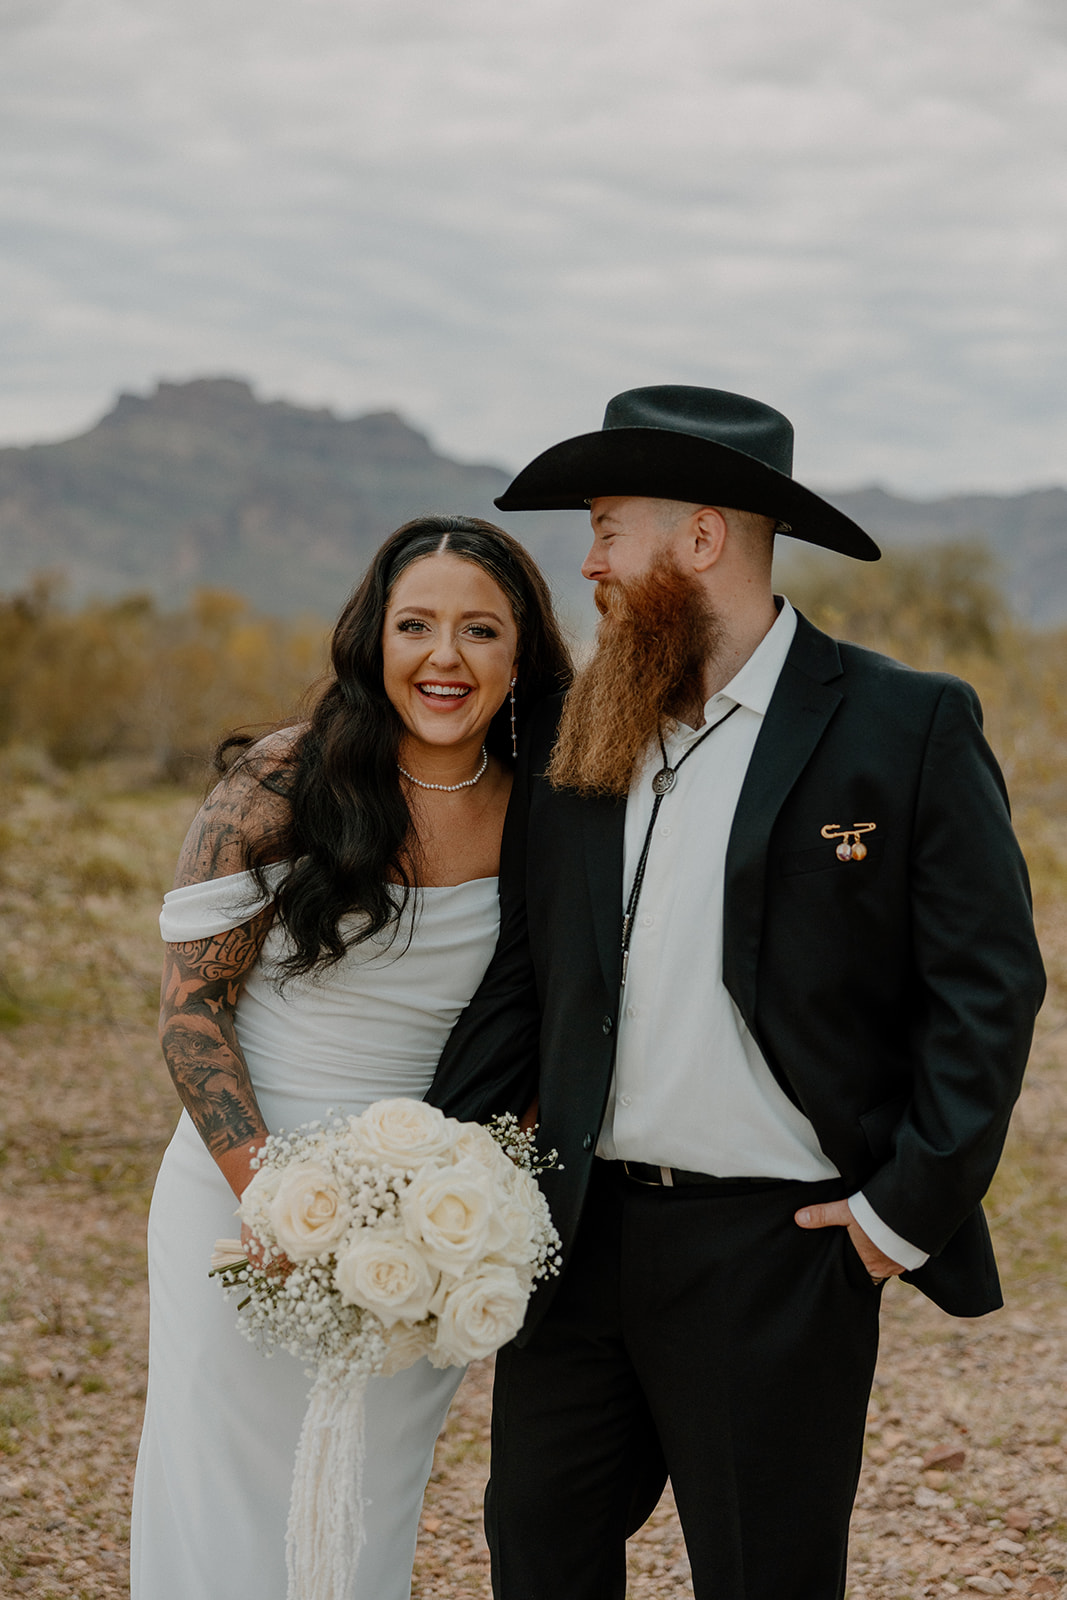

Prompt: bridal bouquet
[{"left": 211, "top": 1098, "right": 560, "bottom": 1600}]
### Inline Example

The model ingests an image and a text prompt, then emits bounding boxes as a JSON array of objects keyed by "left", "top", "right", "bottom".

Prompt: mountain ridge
[
  {"left": 2, "top": 378, "right": 1065, "bottom": 624},
  {"left": 816, "top": 483, "right": 1067, "bottom": 624}
]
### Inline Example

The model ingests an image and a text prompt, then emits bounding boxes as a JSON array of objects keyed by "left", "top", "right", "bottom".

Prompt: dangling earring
[{"left": 509, "top": 678, "right": 518, "bottom": 759}]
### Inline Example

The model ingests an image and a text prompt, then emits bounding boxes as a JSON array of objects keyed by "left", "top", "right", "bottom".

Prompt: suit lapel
[
  {"left": 581, "top": 795, "right": 626, "bottom": 997},
  {"left": 723, "top": 614, "right": 843, "bottom": 1026}
]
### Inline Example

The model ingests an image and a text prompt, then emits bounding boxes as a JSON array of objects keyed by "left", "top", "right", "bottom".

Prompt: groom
[{"left": 429, "top": 386, "right": 1045, "bottom": 1599}]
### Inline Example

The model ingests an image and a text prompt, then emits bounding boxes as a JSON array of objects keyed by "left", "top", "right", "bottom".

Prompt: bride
[{"left": 131, "top": 515, "right": 571, "bottom": 1600}]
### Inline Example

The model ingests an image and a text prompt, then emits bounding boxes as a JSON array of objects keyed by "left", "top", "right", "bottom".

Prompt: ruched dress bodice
[{"left": 159, "top": 865, "right": 500, "bottom": 1129}]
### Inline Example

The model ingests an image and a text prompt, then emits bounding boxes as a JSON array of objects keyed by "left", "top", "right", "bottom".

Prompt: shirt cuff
[{"left": 847, "top": 1191, "right": 929, "bottom": 1272}]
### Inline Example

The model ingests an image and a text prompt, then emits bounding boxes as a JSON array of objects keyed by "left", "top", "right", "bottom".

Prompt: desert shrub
[
  {"left": 71, "top": 854, "right": 144, "bottom": 897},
  {"left": 780, "top": 542, "right": 1067, "bottom": 819},
  {"left": 781, "top": 541, "right": 1008, "bottom": 667},
  {"left": 0, "top": 576, "right": 328, "bottom": 775},
  {"left": 2, "top": 548, "right": 1065, "bottom": 832}
]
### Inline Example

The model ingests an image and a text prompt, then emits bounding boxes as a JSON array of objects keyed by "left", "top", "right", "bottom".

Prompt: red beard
[{"left": 547, "top": 552, "right": 722, "bottom": 798}]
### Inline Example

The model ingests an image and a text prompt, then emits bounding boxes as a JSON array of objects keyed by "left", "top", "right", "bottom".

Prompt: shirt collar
[
  {"left": 711, "top": 595, "right": 796, "bottom": 718},
  {"left": 667, "top": 597, "right": 796, "bottom": 744}
]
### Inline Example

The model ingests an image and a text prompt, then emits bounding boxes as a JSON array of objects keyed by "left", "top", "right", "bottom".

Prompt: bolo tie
[{"left": 620, "top": 700, "right": 742, "bottom": 988}]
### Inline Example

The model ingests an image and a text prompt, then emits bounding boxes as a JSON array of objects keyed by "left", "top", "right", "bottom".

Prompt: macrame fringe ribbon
[{"left": 286, "top": 1367, "right": 369, "bottom": 1600}]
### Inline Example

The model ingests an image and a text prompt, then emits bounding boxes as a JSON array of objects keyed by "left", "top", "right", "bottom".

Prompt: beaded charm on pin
[{"left": 820, "top": 822, "right": 876, "bottom": 862}]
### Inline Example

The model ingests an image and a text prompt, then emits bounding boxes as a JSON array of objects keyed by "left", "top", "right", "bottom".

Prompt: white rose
[
  {"left": 430, "top": 1265, "right": 529, "bottom": 1367},
  {"left": 487, "top": 1167, "right": 544, "bottom": 1267},
  {"left": 378, "top": 1319, "right": 435, "bottom": 1378},
  {"left": 400, "top": 1158, "right": 498, "bottom": 1273},
  {"left": 267, "top": 1161, "right": 349, "bottom": 1261},
  {"left": 333, "top": 1228, "right": 438, "bottom": 1328},
  {"left": 444, "top": 1124, "right": 522, "bottom": 1257},
  {"left": 511, "top": 1260, "right": 538, "bottom": 1294},
  {"left": 448, "top": 1122, "right": 510, "bottom": 1176},
  {"left": 349, "top": 1099, "right": 455, "bottom": 1169}
]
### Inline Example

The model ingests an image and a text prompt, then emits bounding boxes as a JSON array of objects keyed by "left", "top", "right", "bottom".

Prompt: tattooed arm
[
  {"left": 171, "top": 730, "right": 294, "bottom": 888},
  {"left": 160, "top": 913, "right": 275, "bottom": 1199},
  {"left": 159, "top": 733, "right": 297, "bottom": 1199}
]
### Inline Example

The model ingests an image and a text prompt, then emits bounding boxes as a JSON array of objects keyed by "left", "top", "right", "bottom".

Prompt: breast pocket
[{"left": 779, "top": 834, "right": 884, "bottom": 878}]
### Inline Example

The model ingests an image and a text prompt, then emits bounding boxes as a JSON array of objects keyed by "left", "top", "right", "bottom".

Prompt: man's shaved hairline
[{"left": 653, "top": 498, "right": 776, "bottom": 544}]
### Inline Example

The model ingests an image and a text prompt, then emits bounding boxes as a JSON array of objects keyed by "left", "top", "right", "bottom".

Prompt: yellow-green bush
[
  {"left": 0, "top": 576, "right": 329, "bottom": 777},
  {"left": 3, "top": 550, "right": 1066, "bottom": 835},
  {"left": 782, "top": 541, "right": 1008, "bottom": 666},
  {"left": 782, "top": 542, "right": 1067, "bottom": 818}
]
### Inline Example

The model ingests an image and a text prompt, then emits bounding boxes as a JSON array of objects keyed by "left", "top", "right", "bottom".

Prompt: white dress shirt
[{"left": 597, "top": 598, "right": 927, "bottom": 1271}]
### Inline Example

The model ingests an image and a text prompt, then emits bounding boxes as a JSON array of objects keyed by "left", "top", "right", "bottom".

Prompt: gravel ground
[
  {"left": 411, "top": 1291, "right": 1067, "bottom": 1600},
  {"left": 0, "top": 777, "right": 1064, "bottom": 1598},
  {"left": 1, "top": 1190, "right": 1064, "bottom": 1600}
]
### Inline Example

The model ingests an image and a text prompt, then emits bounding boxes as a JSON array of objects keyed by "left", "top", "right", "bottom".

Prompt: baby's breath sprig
[{"left": 485, "top": 1112, "right": 561, "bottom": 1176}]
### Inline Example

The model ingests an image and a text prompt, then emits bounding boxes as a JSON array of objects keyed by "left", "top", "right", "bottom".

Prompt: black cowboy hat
[{"left": 494, "top": 384, "right": 880, "bottom": 561}]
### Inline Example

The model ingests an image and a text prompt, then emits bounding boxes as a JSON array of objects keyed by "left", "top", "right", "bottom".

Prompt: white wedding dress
[{"left": 131, "top": 867, "right": 500, "bottom": 1600}]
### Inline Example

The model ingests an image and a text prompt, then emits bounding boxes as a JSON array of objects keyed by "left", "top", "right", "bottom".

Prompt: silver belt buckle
[{"left": 659, "top": 1165, "right": 674, "bottom": 1187}]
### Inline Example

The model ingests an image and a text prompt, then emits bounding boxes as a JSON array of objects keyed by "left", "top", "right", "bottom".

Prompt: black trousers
[{"left": 486, "top": 1162, "right": 883, "bottom": 1600}]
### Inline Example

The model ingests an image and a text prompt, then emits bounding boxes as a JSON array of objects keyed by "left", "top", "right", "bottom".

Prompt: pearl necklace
[{"left": 398, "top": 745, "right": 488, "bottom": 792}]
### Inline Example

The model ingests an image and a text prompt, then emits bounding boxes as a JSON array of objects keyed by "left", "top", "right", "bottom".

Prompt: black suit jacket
[{"left": 428, "top": 612, "right": 1046, "bottom": 1321}]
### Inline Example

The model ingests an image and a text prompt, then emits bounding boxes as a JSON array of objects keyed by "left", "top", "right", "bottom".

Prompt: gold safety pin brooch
[{"left": 820, "top": 822, "right": 876, "bottom": 862}]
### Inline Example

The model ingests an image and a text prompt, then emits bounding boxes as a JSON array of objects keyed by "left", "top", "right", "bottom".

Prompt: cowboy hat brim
[{"left": 493, "top": 426, "right": 880, "bottom": 561}]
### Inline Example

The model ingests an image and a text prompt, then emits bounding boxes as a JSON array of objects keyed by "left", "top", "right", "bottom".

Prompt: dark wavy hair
[{"left": 221, "top": 515, "right": 572, "bottom": 978}]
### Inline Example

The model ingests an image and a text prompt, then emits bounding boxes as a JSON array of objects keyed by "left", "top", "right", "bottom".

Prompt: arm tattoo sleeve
[
  {"left": 173, "top": 784, "right": 251, "bottom": 886},
  {"left": 173, "top": 759, "right": 287, "bottom": 888},
  {"left": 159, "top": 908, "right": 275, "bottom": 1160}
]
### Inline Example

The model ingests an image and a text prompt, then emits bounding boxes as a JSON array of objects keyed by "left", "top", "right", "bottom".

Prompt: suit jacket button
[
  {"left": 582, "top": 1133, "right": 593, "bottom": 1151},
  {"left": 602, "top": 1015, "right": 614, "bottom": 1035}
]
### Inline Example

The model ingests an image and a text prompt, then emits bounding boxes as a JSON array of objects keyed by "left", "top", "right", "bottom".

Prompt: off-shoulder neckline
[{"left": 163, "top": 867, "right": 498, "bottom": 897}]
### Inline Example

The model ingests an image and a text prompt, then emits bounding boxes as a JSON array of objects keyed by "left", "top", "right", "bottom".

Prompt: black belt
[{"left": 618, "top": 1160, "right": 786, "bottom": 1190}]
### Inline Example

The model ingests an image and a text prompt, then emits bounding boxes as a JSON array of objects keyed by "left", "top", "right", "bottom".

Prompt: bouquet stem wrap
[{"left": 285, "top": 1367, "right": 368, "bottom": 1600}]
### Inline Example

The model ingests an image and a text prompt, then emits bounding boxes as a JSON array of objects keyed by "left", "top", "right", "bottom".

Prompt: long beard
[{"left": 547, "top": 554, "right": 723, "bottom": 799}]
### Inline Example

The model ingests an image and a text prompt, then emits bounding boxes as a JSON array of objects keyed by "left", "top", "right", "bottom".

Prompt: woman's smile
[
  {"left": 415, "top": 680, "right": 474, "bottom": 703},
  {"left": 382, "top": 552, "right": 519, "bottom": 778}
]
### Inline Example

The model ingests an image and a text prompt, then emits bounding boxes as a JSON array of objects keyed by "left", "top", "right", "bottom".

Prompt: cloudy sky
[{"left": 1, "top": 0, "right": 1064, "bottom": 493}]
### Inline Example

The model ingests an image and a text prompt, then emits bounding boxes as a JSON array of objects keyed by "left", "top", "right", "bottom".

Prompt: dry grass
[{"left": 0, "top": 766, "right": 1063, "bottom": 1599}]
